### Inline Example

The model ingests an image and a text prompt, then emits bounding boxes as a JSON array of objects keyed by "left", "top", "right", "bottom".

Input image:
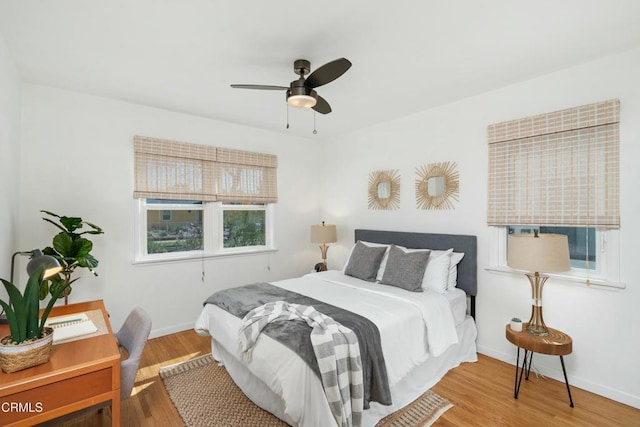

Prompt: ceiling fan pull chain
[
  {"left": 313, "top": 111, "right": 318, "bottom": 135},
  {"left": 286, "top": 104, "right": 290, "bottom": 129}
]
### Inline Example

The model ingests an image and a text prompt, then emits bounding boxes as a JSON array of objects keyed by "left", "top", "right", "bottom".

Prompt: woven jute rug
[{"left": 160, "top": 354, "right": 452, "bottom": 427}]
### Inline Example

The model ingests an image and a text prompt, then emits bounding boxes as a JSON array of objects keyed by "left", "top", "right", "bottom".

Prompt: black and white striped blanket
[{"left": 239, "top": 301, "right": 364, "bottom": 427}]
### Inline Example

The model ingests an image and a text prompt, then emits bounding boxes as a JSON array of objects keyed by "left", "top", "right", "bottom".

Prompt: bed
[{"left": 195, "top": 229, "right": 478, "bottom": 426}]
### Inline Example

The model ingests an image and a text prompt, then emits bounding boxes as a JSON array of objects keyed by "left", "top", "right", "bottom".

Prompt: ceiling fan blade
[
  {"left": 312, "top": 95, "right": 332, "bottom": 114},
  {"left": 305, "top": 58, "right": 352, "bottom": 88},
  {"left": 230, "top": 84, "right": 288, "bottom": 90}
]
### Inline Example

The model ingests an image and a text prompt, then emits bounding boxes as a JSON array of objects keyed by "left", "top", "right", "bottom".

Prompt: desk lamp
[{"left": 0, "top": 250, "right": 62, "bottom": 324}]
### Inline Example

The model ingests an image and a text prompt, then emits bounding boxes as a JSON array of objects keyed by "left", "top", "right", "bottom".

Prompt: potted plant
[
  {"left": 0, "top": 266, "right": 68, "bottom": 373},
  {"left": 40, "top": 210, "right": 104, "bottom": 304},
  {"left": 510, "top": 317, "right": 523, "bottom": 332}
]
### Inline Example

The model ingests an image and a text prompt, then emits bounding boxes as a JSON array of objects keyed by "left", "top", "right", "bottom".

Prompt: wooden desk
[
  {"left": 0, "top": 300, "right": 120, "bottom": 426},
  {"left": 506, "top": 323, "right": 574, "bottom": 407}
]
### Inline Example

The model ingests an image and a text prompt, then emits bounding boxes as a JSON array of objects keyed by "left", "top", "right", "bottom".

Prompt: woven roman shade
[
  {"left": 214, "top": 147, "right": 278, "bottom": 203},
  {"left": 133, "top": 136, "right": 277, "bottom": 203},
  {"left": 487, "top": 99, "right": 619, "bottom": 228}
]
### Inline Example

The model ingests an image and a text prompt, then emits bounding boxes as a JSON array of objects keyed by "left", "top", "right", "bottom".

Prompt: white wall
[
  {"left": 0, "top": 31, "right": 21, "bottom": 282},
  {"left": 321, "top": 48, "right": 640, "bottom": 408},
  {"left": 18, "top": 85, "right": 324, "bottom": 337}
]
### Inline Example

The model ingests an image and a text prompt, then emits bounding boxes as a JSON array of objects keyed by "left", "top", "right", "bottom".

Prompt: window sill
[
  {"left": 485, "top": 265, "right": 626, "bottom": 291},
  {"left": 132, "top": 247, "right": 278, "bottom": 266}
]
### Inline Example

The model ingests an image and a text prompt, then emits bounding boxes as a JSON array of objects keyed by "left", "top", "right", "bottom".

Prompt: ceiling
[{"left": 1, "top": 1, "right": 639, "bottom": 139}]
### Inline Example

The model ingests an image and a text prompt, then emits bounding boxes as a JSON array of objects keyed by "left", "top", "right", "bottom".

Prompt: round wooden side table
[{"left": 505, "top": 323, "right": 574, "bottom": 407}]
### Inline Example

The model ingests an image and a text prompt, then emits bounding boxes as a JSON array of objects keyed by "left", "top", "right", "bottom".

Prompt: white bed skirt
[{"left": 210, "top": 316, "right": 477, "bottom": 427}]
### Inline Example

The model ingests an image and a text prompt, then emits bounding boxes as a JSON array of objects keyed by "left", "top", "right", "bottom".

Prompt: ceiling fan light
[{"left": 287, "top": 94, "right": 317, "bottom": 108}]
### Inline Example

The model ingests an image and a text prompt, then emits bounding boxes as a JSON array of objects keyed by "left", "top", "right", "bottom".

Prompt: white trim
[
  {"left": 148, "top": 321, "right": 195, "bottom": 340},
  {"left": 132, "top": 247, "right": 278, "bottom": 266}
]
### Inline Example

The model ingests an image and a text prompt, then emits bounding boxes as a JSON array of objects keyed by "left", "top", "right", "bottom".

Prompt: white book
[{"left": 45, "top": 312, "right": 98, "bottom": 343}]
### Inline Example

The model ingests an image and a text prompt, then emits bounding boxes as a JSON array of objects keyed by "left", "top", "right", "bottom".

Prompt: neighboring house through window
[{"left": 160, "top": 210, "right": 172, "bottom": 222}]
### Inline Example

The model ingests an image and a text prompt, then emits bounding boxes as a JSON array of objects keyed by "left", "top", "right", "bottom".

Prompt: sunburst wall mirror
[
  {"left": 368, "top": 169, "right": 400, "bottom": 210},
  {"left": 415, "top": 162, "right": 459, "bottom": 210}
]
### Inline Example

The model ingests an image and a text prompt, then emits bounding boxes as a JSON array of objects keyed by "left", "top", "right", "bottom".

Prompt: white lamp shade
[
  {"left": 310, "top": 224, "right": 337, "bottom": 244},
  {"left": 507, "top": 233, "right": 571, "bottom": 273}
]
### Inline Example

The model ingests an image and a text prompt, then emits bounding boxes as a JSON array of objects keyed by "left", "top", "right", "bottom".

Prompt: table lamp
[
  {"left": 310, "top": 221, "right": 337, "bottom": 271},
  {"left": 507, "top": 231, "right": 570, "bottom": 336}
]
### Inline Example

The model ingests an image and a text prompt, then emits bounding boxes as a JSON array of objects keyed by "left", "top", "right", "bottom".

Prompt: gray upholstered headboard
[{"left": 354, "top": 229, "right": 478, "bottom": 319}]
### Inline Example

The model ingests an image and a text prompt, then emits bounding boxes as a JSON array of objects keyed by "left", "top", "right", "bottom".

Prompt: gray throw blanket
[
  {"left": 240, "top": 301, "right": 364, "bottom": 427},
  {"left": 204, "top": 282, "right": 392, "bottom": 408}
]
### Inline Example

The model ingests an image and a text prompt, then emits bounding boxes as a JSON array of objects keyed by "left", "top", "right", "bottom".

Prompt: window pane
[
  {"left": 223, "top": 209, "right": 266, "bottom": 248},
  {"left": 147, "top": 209, "right": 203, "bottom": 253},
  {"left": 508, "top": 226, "right": 596, "bottom": 270}
]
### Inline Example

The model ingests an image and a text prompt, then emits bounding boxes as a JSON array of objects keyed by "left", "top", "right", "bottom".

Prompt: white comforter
[{"left": 195, "top": 270, "right": 461, "bottom": 425}]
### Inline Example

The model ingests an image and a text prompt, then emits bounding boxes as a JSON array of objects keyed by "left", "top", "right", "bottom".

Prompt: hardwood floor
[
  {"left": 46, "top": 329, "right": 640, "bottom": 427},
  {"left": 432, "top": 354, "right": 639, "bottom": 427}
]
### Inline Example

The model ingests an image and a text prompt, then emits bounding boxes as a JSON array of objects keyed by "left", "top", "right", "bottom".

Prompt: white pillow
[
  {"left": 343, "top": 241, "right": 391, "bottom": 281},
  {"left": 430, "top": 249, "right": 464, "bottom": 289},
  {"left": 421, "top": 249, "right": 453, "bottom": 293},
  {"left": 448, "top": 252, "right": 464, "bottom": 289}
]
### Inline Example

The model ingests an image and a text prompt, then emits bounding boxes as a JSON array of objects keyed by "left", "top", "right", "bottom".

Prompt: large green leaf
[
  {"left": 39, "top": 282, "right": 69, "bottom": 334},
  {"left": 40, "top": 274, "right": 75, "bottom": 301},
  {"left": 60, "top": 216, "right": 83, "bottom": 233},
  {"left": 40, "top": 210, "right": 61, "bottom": 219},
  {"left": 39, "top": 278, "right": 50, "bottom": 300},
  {"left": 1, "top": 279, "right": 26, "bottom": 342},
  {"left": 42, "top": 246, "right": 59, "bottom": 258},
  {"left": 52, "top": 232, "right": 74, "bottom": 256},
  {"left": 77, "top": 254, "right": 99, "bottom": 270},
  {"left": 53, "top": 234, "right": 93, "bottom": 259},
  {"left": 0, "top": 300, "right": 19, "bottom": 342},
  {"left": 72, "top": 238, "right": 92, "bottom": 257},
  {"left": 81, "top": 221, "right": 104, "bottom": 235},
  {"left": 41, "top": 217, "right": 68, "bottom": 234},
  {"left": 23, "top": 266, "right": 44, "bottom": 339}
]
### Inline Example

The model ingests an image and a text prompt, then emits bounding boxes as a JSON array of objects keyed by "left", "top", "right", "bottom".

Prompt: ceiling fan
[{"left": 230, "top": 58, "right": 352, "bottom": 114}]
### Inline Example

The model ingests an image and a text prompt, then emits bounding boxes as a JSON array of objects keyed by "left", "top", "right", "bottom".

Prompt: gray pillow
[
  {"left": 380, "top": 245, "right": 431, "bottom": 292},
  {"left": 344, "top": 241, "right": 387, "bottom": 282}
]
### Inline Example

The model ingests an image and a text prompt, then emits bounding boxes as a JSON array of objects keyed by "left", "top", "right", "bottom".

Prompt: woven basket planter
[{"left": 0, "top": 327, "right": 54, "bottom": 373}]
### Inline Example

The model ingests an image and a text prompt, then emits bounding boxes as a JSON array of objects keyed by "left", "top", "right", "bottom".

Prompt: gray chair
[{"left": 115, "top": 307, "right": 152, "bottom": 400}]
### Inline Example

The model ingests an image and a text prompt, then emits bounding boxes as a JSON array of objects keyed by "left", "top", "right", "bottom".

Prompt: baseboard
[
  {"left": 477, "top": 345, "right": 640, "bottom": 409},
  {"left": 149, "top": 321, "right": 195, "bottom": 339}
]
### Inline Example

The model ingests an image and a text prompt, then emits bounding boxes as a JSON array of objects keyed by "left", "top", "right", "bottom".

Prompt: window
[
  {"left": 489, "top": 225, "right": 621, "bottom": 287},
  {"left": 222, "top": 204, "right": 266, "bottom": 249},
  {"left": 133, "top": 136, "right": 277, "bottom": 262},
  {"left": 487, "top": 100, "right": 622, "bottom": 287},
  {"left": 146, "top": 200, "right": 203, "bottom": 254},
  {"left": 508, "top": 226, "right": 596, "bottom": 271},
  {"left": 137, "top": 199, "right": 273, "bottom": 260}
]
